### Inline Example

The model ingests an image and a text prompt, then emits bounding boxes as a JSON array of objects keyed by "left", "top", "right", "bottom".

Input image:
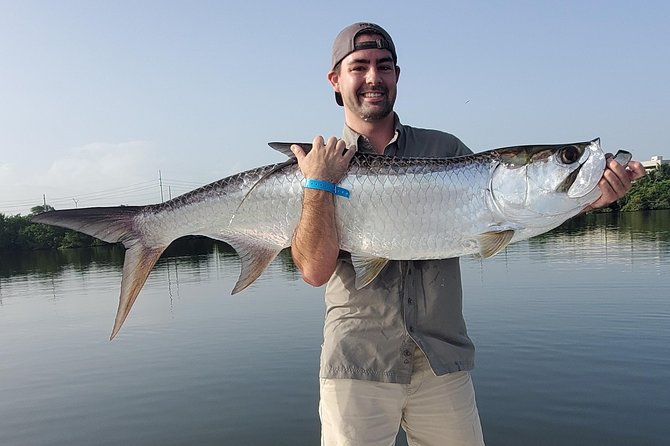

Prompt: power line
[{"left": 0, "top": 175, "right": 212, "bottom": 215}]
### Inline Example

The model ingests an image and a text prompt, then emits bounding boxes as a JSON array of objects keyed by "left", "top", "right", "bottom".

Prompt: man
[{"left": 290, "top": 22, "right": 645, "bottom": 446}]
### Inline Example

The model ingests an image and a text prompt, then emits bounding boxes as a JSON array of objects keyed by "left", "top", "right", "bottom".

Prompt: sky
[{"left": 1, "top": 0, "right": 668, "bottom": 216}]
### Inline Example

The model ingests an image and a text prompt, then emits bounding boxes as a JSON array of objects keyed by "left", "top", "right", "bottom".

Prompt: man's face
[{"left": 330, "top": 34, "right": 400, "bottom": 122}]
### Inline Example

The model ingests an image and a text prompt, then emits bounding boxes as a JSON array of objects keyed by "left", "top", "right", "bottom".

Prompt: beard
[{"left": 352, "top": 85, "right": 396, "bottom": 121}]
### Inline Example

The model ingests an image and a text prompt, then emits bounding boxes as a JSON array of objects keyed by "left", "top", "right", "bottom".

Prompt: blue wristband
[{"left": 303, "top": 179, "right": 350, "bottom": 198}]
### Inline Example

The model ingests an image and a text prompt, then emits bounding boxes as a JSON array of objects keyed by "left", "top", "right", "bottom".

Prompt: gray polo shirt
[{"left": 320, "top": 114, "right": 475, "bottom": 384}]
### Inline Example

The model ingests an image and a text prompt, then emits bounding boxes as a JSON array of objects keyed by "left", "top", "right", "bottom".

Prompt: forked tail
[{"left": 32, "top": 207, "right": 168, "bottom": 339}]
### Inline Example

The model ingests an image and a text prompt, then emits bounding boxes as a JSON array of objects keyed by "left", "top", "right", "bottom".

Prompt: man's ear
[
  {"left": 395, "top": 65, "right": 401, "bottom": 82},
  {"left": 327, "top": 70, "right": 340, "bottom": 93}
]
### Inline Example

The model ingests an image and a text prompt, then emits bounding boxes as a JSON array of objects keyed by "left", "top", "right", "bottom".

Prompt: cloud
[{"left": 0, "top": 141, "right": 163, "bottom": 215}]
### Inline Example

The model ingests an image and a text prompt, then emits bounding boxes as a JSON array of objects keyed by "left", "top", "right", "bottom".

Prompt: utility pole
[{"left": 159, "top": 170, "right": 164, "bottom": 202}]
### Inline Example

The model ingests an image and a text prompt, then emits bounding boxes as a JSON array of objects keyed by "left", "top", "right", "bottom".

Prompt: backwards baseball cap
[{"left": 331, "top": 22, "right": 397, "bottom": 106}]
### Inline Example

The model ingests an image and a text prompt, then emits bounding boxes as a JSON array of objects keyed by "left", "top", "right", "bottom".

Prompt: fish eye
[{"left": 558, "top": 145, "right": 581, "bottom": 164}]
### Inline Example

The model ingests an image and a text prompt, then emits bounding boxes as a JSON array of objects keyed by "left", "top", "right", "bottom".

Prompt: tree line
[
  {"left": 0, "top": 205, "right": 103, "bottom": 251},
  {"left": 617, "top": 164, "right": 670, "bottom": 211},
  {"left": 1, "top": 165, "right": 669, "bottom": 252}
]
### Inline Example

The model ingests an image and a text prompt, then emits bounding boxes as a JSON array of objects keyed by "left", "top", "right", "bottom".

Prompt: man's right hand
[{"left": 291, "top": 136, "right": 356, "bottom": 183}]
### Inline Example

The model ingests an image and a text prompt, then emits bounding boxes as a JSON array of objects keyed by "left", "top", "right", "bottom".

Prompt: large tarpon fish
[{"left": 32, "top": 138, "right": 631, "bottom": 339}]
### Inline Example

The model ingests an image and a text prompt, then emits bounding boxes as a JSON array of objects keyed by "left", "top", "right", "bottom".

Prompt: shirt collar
[{"left": 342, "top": 113, "right": 403, "bottom": 154}]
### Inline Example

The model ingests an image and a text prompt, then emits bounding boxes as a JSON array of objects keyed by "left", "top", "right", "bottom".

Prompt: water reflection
[
  {"left": 543, "top": 209, "right": 670, "bottom": 240},
  {"left": 0, "top": 236, "right": 299, "bottom": 284},
  {"left": 0, "top": 245, "right": 124, "bottom": 278},
  {"left": 0, "top": 211, "right": 668, "bottom": 446},
  {"left": 524, "top": 210, "right": 670, "bottom": 269},
  {"left": 1, "top": 211, "right": 668, "bottom": 325}
]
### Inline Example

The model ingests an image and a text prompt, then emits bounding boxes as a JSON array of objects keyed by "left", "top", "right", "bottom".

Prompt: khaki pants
[{"left": 319, "top": 350, "right": 484, "bottom": 446}]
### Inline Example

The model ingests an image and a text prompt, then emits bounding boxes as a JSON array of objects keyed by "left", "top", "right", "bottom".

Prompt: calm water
[{"left": 1, "top": 211, "right": 669, "bottom": 446}]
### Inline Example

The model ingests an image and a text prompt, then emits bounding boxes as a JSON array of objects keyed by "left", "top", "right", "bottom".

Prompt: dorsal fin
[
  {"left": 268, "top": 142, "right": 356, "bottom": 159},
  {"left": 268, "top": 142, "right": 313, "bottom": 158}
]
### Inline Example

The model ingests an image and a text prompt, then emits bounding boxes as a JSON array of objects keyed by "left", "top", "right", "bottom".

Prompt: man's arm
[
  {"left": 585, "top": 155, "right": 646, "bottom": 211},
  {"left": 290, "top": 136, "right": 356, "bottom": 286}
]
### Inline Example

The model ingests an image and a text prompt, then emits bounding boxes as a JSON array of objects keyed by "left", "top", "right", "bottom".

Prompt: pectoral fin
[
  {"left": 351, "top": 254, "right": 390, "bottom": 289},
  {"left": 478, "top": 230, "right": 515, "bottom": 258}
]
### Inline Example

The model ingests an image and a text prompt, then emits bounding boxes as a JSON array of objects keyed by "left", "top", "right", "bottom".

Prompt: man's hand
[
  {"left": 290, "top": 135, "right": 356, "bottom": 287},
  {"left": 291, "top": 136, "right": 356, "bottom": 183},
  {"left": 587, "top": 155, "right": 646, "bottom": 211}
]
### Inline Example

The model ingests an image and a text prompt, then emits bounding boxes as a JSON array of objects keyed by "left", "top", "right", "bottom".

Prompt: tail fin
[
  {"left": 32, "top": 206, "right": 144, "bottom": 243},
  {"left": 32, "top": 207, "right": 168, "bottom": 339}
]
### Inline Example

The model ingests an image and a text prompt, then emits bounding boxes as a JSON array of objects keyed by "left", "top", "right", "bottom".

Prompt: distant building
[{"left": 641, "top": 155, "right": 669, "bottom": 173}]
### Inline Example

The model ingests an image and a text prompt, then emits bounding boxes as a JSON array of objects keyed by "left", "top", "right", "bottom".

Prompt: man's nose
[{"left": 365, "top": 67, "right": 382, "bottom": 84}]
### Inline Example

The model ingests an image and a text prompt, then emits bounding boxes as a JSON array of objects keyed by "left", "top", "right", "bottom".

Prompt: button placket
[{"left": 402, "top": 262, "right": 417, "bottom": 366}]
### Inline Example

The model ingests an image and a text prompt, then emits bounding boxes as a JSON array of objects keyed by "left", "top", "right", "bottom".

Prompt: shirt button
[
  {"left": 409, "top": 326, "right": 414, "bottom": 333},
  {"left": 404, "top": 359, "right": 410, "bottom": 364},
  {"left": 404, "top": 349, "right": 412, "bottom": 357},
  {"left": 407, "top": 298, "right": 413, "bottom": 304}
]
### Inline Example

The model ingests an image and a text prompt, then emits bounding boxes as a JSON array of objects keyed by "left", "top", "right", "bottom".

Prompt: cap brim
[{"left": 335, "top": 92, "right": 343, "bottom": 106}]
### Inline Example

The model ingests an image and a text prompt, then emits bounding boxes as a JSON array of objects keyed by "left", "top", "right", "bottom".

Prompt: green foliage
[
  {"left": 0, "top": 206, "right": 107, "bottom": 251},
  {"left": 59, "top": 230, "right": 100, "bottom": 249},
  {"left": 618, "top": 167, "right": 670, "bottom": 212},
  {"left": 19, "top": 220, "right": 65, "bottom": 249},
  {"left": 30, "top": 204, "right": 55, "bottom": 214},
  {"left": 0, "top": 213, "right": 29, "bottom": 249}
]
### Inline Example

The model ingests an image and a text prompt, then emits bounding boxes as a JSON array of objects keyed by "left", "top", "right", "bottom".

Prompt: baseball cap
[{"left": 331, "top": 22, "right": 397, "bottom": 106}]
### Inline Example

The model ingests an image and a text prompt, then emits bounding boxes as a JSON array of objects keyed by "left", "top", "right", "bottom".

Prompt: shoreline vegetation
[{"left": 1, "top": 165, "right": 668, "bottom": 252}]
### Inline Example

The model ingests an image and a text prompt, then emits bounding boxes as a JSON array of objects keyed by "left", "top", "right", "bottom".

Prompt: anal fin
[{"left": 226, "top": 236, "right": 283, "bottom": 294}]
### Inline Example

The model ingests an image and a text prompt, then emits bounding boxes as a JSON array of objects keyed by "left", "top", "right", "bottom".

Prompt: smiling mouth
[{"left": 360, "top": 90, "right": 386, "bottom": 102}]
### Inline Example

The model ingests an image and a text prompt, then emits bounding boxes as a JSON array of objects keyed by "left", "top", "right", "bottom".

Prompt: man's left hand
[{"left": 587, "top": 155, "right": 646, "bottom": 211}]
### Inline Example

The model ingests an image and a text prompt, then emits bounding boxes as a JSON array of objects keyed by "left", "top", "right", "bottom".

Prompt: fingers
[
  {"left": 589, "top": 155, "right": 646, "bottom": 211},
  {"left": 311, "top": 136, "right": 355, "bottom": 163},
  {"left": 593, "top": 158, "right": 633, "bottom": 209},
  {"left": 293, "top": 135, "right": 355, "bottom": 183},
  {"left": 609, "top": 152, "right": 646, "bottom": 182},
  {"left": 324, "top": 135, "right": 337, "bottom": 149},
  {"left": 626, "top": 160, "right": 647, "bottom": 181},
  {"left": 313, "top": 135, "right": 326, "bottom": 149},
  {"left": 290, "top": 144, "right": 306, "bottom": 162},
  {"left": 338, "top": 139, "right": 358, "bottom": 163},
  {"left": 320, "top": 136, "right": 346, "bottom": 159},
  {"left": 605, "top": 158, "right": 631, "bottom": 195}
]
